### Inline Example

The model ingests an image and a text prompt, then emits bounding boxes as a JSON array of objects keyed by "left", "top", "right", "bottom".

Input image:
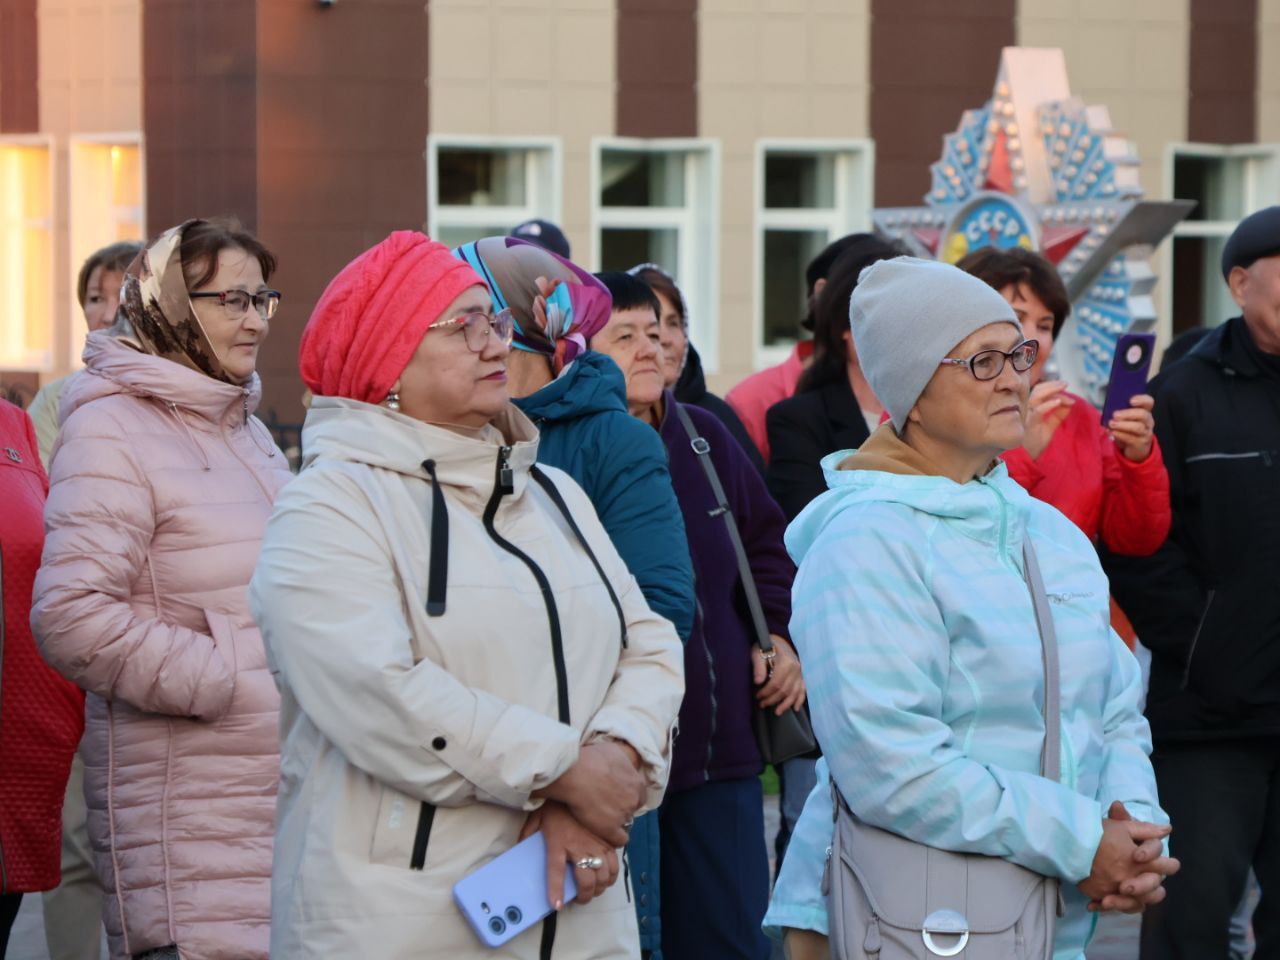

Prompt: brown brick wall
[
  {"left": 0, "top": 0, "right": 39, "bottom": 131},
  {"left": 1188, "top": 0, "right": 1257, "bottom": 143},
  {"left": 870, "top": 0, "right": 1014, "bottom": 206},
  {"left": 142, "top": 0, "right": 429, "bottom": 424},
  {"left": 253, "top": 0, "right": 429, "bottom": 424},
  {"left": 616, "top": 0, "right": 696, "bottom": 138}
]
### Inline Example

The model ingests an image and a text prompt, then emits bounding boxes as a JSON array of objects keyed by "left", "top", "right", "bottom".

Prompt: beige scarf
[{"left": 114, "top": 219, "right": 238, "bottom": 384}]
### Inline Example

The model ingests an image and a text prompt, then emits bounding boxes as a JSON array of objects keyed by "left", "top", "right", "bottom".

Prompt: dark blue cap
[
  {"left": 1221, "top": 205, "right": 1280, "bottom": 279},
  {"left": 510, "top": 219, "right": 570, "bottom": 260}
]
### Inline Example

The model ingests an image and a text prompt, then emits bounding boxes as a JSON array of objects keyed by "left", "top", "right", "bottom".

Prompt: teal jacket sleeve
[
  {"left": 794, "top": 510, "right": 1105, "bottom": 884},
  {"left": 1095, "top": 629, "right": 1167, "bottom": 829},
  {"left": 593, "top": 416, "right": 695, "bottom": 641}
]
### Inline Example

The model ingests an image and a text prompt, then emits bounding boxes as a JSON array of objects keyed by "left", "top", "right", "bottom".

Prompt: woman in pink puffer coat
[{"left": 32, "top": 219, "right": 291, "bottom": 960}]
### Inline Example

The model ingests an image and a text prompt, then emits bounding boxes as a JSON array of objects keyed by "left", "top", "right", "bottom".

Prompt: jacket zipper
[
  {"left": 1181, "top": 589, "right": 1217, "bottom": 689},
  {"left": 697, "top": 599, "right": 720, "bottom": 781},
  {"left": 409, "top": 802, "right": 436, "bottom": 870},
  {"left": 1186, "top": 450, "right": 1274, "bottom": 466},
  {"left": 481, "top": 446, "right": 570, "bottom": 724},
  {"left": 481, "top": 445, "right": 568, "bottom": 959}
]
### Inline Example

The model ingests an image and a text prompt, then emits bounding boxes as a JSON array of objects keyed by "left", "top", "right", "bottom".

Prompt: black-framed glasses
[
  {"left": 190, "top": 289, "right": 282, "bottom": 321},
  {"left": 427, "top": 307, "right": 515, "bottom": 353},
  {"left": 938, "top": 339, "right": 1039, "bottom": 381}
]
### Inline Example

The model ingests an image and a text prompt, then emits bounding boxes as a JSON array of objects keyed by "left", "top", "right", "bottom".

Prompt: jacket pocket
[
  {"left": 370, "top": 784, "right": 436, "bottom": 870},
  {"left": 204, "top": 609, "right": 279, "bottom": 723}
]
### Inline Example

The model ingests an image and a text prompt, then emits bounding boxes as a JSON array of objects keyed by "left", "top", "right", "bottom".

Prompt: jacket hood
[
  {"left": 301, "top": 396, "right": 541, "bottom": 500},
  {"left": 785, "top": 424, "right": 1030, "bottom": 565},
  {"left": 63, "top": 331, "right": 262, "bottom": 428},
  {"left": 674, "top": 342, "right": 708, "bottom": 404},
  {"left": 512, "top": 350, "right": 628, "bottom": 424}
]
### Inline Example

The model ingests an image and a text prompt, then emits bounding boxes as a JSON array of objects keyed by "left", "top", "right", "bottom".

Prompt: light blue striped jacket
[{"left": 763, "top": 434, "right": 1165, "bottom": 959}]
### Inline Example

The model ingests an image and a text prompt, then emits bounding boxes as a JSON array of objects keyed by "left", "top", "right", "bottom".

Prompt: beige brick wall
[
  {"left": 699, "top": 0, "right": 871, "bottom": 391},
  {"left": 1017, "top": 0, "right": 1189, "bottom": 199},
  {"left": 428, "top": 0, "right": 614, "bottom": 259},
  {"left": 1260, "top": 0, "right": 1280, "bottom": 142},
  {"left": 37, "top": 0, "right": 142, "bottom": 376}
]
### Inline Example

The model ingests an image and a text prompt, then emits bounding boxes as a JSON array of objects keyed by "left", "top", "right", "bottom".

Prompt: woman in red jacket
[
  {"left": 0, "top": 399, "right": 83, "bottom": 953},
  {"left": 957, "top": 248, "right": 1171, "bottom": 559}
]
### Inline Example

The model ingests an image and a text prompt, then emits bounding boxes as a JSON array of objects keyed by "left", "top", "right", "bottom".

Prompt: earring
[{"left": 384, "top": 389, "right": 401, "bottom": 411}]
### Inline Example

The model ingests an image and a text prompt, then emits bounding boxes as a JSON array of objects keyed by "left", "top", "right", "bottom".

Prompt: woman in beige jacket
[{"left": 249, "top": 232, "right": 684, "bottom": 959}]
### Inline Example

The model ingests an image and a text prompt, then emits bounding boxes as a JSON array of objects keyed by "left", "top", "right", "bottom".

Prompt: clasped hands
[
  {"left": 523, "top": 739, "right": 646, "bottom": 909},
  {"left": 1077, "top": 801, "right": 1181, "bottom": 914}
]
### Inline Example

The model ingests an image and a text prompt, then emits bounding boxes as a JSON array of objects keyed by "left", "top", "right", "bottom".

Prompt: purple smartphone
[{"left": 1101, "top": 333, "right": 1156, "bottom": 424}]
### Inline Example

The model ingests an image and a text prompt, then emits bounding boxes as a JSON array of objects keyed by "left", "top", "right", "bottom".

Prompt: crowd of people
[{"left": 0, "top": 203, "right": 1276, "bottom": 960}]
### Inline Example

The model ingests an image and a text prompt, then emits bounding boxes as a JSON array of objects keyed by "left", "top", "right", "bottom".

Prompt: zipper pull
[
  {"left": 821, "top": 844, "right": 833, "bottom": 896},
  {"left": 498, "top": 445, "right": 514, "bottom": 495},
  {"left": 243, "top": 391, "right": 250, "bottom": 427}
]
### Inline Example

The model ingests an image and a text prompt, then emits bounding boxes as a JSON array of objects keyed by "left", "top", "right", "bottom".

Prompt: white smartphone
[{"left": 452, "top": 832, "right": 578, "bottom": 948}]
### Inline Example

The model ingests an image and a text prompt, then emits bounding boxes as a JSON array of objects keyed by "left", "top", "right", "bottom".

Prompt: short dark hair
[
  {"left": 797, "top": 236, "right": 906, "bottom": 394},
  {"left": 805, "top": 233, "right": 873, "bottom": 295},
  {"left": 630, "top": 266, "right": 685, "bottom": 324},
  {"left": 178, "top": 218, "right": 278, "bottom": 292},
  {"left": 955, "top": 247, "right": 1070, "bottom": 338},
  {"left": 595, "top": 270, "right": 661, "bottom": 320},
  {"left": 76, "top": 241, "right": 143, "bottom": 308}
]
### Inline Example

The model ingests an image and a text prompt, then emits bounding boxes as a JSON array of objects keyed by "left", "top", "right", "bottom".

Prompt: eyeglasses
[
  {"left": 938, "top": 339, "right": 1039, "bottom": 381},
  {"left": 427, "top": 308, "right": 515, "bottom": 353},
  {"left": 190, "top": 289, "right": 282, "bottom": 321}
]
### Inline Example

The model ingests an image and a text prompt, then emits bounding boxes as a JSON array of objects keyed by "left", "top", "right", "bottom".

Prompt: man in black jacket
[{"left": 1105, "top": 205, "right": 1280, "bottom": 959}]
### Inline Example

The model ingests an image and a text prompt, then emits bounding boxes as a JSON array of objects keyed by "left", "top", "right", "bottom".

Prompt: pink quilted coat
[{"left": 31, "top": 332, "right": 291, "bottom": 960}]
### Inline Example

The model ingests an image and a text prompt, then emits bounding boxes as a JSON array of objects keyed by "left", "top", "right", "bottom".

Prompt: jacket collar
[
  {"left": 65, "top": 332, "right": 259, "bottom": 429},
  {"left": 1196, "top": 316, "right": 1280, "bottom": 381},
  {"left": 301, "top": 397, "right": 541, "bottom": 507}
]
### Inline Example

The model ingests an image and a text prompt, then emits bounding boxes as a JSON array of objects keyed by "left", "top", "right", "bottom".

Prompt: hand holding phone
[
  {"left": 1101, "top": 333, "right": 1157, "bottom": 462},
  {"left": 453, "top": 832, "right": 578, "bottom": 948}
]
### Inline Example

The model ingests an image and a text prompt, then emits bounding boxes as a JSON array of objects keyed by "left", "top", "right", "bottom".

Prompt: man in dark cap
[
  {"left": 509, "top": 218, "right": 571, "bottom": 260},
  {"left": 1104, "top": 205, "right": 1280, "bottom": 959}
]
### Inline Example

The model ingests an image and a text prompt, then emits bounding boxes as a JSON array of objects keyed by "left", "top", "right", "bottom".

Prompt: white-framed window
[
  {"left": 427, "top": 136, "right": 562, "bottom": 250},
  {"left": 0, "top": 136, "right": 54, "bottom": 372},
  {"left": 590, "top": 137, "right": 720, "bottom": 372},
  {"left": 69, "top": 134, "right": 145, "bottom": 368},
  {"left": 754, "top": 139, "right": 873, "bottom": 365},
  {"left": 1162, "top": 143, "right": 1280, "bottom": 342}
]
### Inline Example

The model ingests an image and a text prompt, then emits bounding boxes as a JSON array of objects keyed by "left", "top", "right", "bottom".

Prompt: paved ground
[{"left": 8, "top": 793, "right": 1140, "bottom": 960}]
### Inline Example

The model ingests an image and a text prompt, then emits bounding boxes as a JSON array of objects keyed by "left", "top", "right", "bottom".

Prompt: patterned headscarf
[
  {"left": 115, "top": 219, "right": 239, "bottom": 384},
  {"left": 453, "top": 236, "right": 612, "bottom": 375}
]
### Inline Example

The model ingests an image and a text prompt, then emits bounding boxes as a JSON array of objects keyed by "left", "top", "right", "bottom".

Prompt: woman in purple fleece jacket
[{"left": 592, "top": 272, "right": 803, "bottom": 960}]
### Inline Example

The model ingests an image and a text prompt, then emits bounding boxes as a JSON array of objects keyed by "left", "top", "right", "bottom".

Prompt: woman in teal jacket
[
  {"left": 454, "top": 237, "right": 693, "bottom": 958},
  {"left": 763, "top": 258, "right": 1177, "bottom": 960}
]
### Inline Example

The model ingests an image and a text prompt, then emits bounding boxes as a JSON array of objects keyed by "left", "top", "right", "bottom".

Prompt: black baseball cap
[{"left": 510, "top": 219, "right": 570, "bottom": 260}]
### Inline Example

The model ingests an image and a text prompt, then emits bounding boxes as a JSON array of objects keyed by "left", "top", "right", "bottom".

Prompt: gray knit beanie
[{"left": 849, "top": 256, "right": 1020, "bottom": 431}]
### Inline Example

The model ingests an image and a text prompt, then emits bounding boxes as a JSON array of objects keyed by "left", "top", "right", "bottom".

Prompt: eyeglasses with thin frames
[
  {"left": 427, "top": 307, "right": 515, "bottom": 353},
  {"left": 938, "top": 339, "right": 1039, "bottom": 381},
  {"left": 190, "top": 289, "right": 282, "bottom": 321}
]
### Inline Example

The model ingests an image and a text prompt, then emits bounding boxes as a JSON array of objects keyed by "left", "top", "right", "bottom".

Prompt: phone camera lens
[
  {"left": 505, "top": 906, "right": 523, "bottom": 925},
  {"left": 488, "top": 916, "right": 507, "bottom": 936}
]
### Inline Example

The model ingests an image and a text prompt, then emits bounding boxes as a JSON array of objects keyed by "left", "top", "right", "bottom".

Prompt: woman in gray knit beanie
[{"left": 764, "top": 255, "right": 1178, "bottom": 960}]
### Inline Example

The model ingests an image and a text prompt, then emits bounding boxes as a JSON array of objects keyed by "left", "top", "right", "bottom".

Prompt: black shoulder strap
[
  {"left": 673, "top": 404, "right": 772, "bottom": 652},
  {"left": 530, "top": 466, "right": 628, "bottom": 649}
]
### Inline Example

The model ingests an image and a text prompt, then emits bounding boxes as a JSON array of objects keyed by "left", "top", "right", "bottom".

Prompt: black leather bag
[{"left": 674, "top": 405, "right": 818, "bottom": 765}]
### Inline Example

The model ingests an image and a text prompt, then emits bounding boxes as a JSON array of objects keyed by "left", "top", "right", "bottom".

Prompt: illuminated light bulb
[{"left": 1005, "top": 122, "right": 1019, "bottom": 136}]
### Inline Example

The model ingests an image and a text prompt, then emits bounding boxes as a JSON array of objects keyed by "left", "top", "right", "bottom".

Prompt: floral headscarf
[
  {"left": 114, "top": 219, "right": 239, "bottom": 384},
  {"left": 452, "top": 236, "right": 612, "bottom": 375}
]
